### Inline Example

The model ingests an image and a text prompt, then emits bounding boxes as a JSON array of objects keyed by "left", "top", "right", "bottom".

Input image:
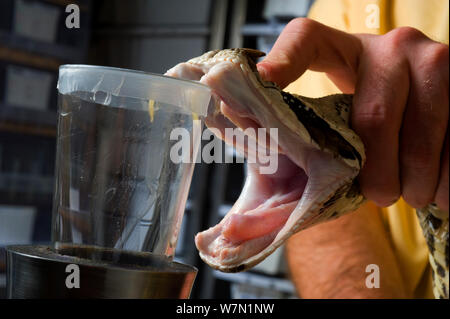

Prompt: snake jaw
[{"left": 166, "top": 49, "right": 364, "bottom": 272}]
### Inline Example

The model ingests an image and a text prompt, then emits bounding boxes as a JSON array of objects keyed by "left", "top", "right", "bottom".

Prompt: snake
[{"left": 165, "top": 48, "right": 449, "bottom": 299}]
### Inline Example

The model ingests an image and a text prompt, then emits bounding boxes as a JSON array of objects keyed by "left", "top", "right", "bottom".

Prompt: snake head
[{"left": 165, "top": 49, "right": 365, "bottom": 272}]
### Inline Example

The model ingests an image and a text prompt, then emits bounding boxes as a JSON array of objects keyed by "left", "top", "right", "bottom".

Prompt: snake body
[{"left": 417, "top": 204, "right": 449, "bottom": 298}]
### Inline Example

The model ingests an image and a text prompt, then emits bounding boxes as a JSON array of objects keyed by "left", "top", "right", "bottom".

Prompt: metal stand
[{"left": 7, "top": 245, "right": 197, "bottom": 299}]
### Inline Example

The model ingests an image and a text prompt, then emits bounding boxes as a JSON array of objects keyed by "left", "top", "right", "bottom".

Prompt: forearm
[{"left": 286, "top": 203, "right": 409, "bottom": 298}]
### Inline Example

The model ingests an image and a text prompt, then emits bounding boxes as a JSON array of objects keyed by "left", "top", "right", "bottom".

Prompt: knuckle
[
  {"left": 286, "top": 17, "right": 318, "bottom": 33},
  {"left": 413, "top": 45, "right": 450, "bottom": 92},
  {"left": 353, "top": 103, "right": 390, "bottom": 132},
  {"left": 285, "top": 18, "right": 322, "bottom": 45},
  {"left": 424, "top": 43, "right": 449, "bottom": 70},
  {"left": 384, "top": 27, "right": 424, "bottom": 50}
]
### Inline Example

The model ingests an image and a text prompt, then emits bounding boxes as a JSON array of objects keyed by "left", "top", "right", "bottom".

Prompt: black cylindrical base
[{"left": 6, "top": 245, "right": 197, "bottom": 299}]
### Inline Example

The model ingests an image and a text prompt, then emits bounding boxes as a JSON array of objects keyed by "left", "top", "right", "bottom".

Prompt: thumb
[{"left": 256, "top": 18, "right": 361, "bottom": 90}]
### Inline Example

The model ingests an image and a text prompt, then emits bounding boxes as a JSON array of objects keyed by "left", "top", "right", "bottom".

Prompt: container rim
[
  {"left": 57, "top": 64, "right": 211, "bottom": 116},
  {"left": 58, "top": 64, "right": 210, "bottom": 90}
]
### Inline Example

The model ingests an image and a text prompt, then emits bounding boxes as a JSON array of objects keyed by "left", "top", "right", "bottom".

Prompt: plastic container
[{"left": 52, "top": 65, "right": 211, "bottom": 259}]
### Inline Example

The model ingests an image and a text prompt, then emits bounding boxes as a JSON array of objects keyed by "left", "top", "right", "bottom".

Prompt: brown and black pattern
[
  {"left": 417, "top": 204, "right": 449, "bottom": 299},
  {"left": 280, "top": 91, "right": 362, "bottom": 165}
]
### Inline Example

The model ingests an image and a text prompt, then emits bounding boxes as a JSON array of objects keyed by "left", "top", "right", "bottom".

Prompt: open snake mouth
[
  {"left": 196, "top": 149, "right": 311, "bottom": 268},
  {"left": 165, "top": 51, "right": 360, "bottom": 271}
]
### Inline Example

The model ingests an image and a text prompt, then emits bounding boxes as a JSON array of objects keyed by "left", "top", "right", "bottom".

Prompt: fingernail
[{"left": 256, "top": 63, "right": 268, "bottom": 80}]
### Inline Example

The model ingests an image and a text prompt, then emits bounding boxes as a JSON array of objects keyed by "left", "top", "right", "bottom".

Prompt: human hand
[{"left": 257, "top": 18, "right": 449, "bottom": 211}]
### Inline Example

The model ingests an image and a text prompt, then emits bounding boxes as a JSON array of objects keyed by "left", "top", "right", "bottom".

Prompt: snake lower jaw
[{"left": 194, "top": 148, "right": 359, "bottom": 271}]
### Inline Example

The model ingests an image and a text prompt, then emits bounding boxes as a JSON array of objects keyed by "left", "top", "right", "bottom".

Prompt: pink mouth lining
[
  {"left": 195, "top": 151, "right": 309, "bottom": 263},
  {"left": 165, "top": 58, "right": 356, "bottom": 268}
]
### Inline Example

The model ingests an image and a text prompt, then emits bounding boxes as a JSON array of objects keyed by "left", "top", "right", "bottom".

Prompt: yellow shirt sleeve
[{"left": 285, "top": 0, "right": 448, "bottom": 298}]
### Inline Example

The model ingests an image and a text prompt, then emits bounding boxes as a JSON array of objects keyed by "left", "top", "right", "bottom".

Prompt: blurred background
[{"left": 0, "top": 0, "right": 314, "bottom": 298}]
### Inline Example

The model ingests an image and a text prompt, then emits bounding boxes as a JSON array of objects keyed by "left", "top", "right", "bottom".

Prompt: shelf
[
  {"left": 212, "top": 270, "right": 296, "bottom": 294},
  {"left": 241, "top": 23, "right": 286, "bottom": 36},
  {"left": 0, "top": 121, "right": 57, "bottom": 137},
  {"left": 0, "top": 30, "right": 85, "bottom": 63},
  {"left": 95, "top": 26, "right": 211, "bottom": 37},
  {"left": 0, "top": 45, "right": 62, "bottom": 71},
  {"left": 43, "top": 0, "right": 90, "bottom": 11},
  {"left": 0, "top": 104, "right": 57, "bottom": 127},
  {"left": 0, "top": 173, "right": 54, "bottom": 195}
]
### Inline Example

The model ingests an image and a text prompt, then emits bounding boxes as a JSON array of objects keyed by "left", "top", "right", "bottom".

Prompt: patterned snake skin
[{"left": 417, "top": 204, "right": 449, "bottom": 298}]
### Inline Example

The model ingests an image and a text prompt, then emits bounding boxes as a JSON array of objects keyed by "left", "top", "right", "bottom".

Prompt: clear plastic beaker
[{"left": 53, "top": 65, "right": 210, "bottom": 259}]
